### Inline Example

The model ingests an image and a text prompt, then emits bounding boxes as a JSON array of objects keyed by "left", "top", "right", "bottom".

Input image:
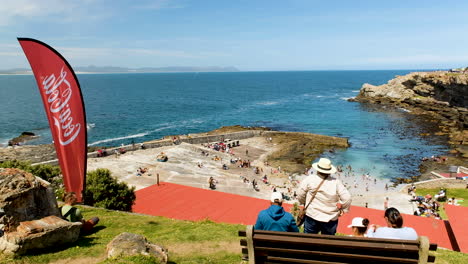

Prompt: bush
[
  {"left": 0, "top": 160, "right": 32, "bottom": 171},
  {"left": 84, "top": 168, "right": 136, "bottom": 211}
]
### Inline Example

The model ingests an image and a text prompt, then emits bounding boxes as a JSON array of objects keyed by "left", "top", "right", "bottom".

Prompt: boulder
[
  {"left": 106, "top": 232, "right": 168, "bottom": 263},
  {"left": 0, "top": 168, "right": 81, "bottom": 255},
  {"left": 0, "top": 168, "right": 60, "bottom": 230},
  {"left": 0, "top": 216, "right": 82, "bottom": 255}
]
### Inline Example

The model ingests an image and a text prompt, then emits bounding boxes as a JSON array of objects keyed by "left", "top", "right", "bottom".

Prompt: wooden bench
[{"left": 239, "top": 225, "right": 437, "bottom": 264}]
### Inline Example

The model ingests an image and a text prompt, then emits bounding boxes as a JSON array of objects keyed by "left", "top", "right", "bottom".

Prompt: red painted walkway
[
  {"left": 133, "top": 182, "right": 292, "bottom": 224},
  {"left": 445, "top": 205, "right": 468, "bottom": 253},
  {"left": 133, "top": 182, "right": 461, "bottom": 252}
]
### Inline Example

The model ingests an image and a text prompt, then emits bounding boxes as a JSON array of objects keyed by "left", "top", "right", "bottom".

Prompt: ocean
[{"left": 0, "top": 71, "right": 448, "bottom": 181}]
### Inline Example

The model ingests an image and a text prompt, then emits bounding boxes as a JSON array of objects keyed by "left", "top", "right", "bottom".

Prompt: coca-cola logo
[{"left": 41, "top": 67, "right": 81, "bottom": 146}]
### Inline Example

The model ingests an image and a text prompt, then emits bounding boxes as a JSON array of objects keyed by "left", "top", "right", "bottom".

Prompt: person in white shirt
[
  {"left": 367, "top": 207, "right": 418, "bottom": 240},
  {"left": 297, "top": 158, "right": 352, "bottom": 235}
]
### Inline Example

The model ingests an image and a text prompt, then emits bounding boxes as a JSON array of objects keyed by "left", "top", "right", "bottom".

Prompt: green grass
[
  {"left": 0, "top": 207, "right": 243, "bottom": 264},
  {"left": 1, "top": 206, "right": 467, "bottom": 264},
  {"left": 434, "top": 248, "right": 468, "bottom": 264}
]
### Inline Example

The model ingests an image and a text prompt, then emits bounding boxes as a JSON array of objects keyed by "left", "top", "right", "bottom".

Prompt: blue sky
[{"left": 0, "top": 0, "right": 467, "bottom": 71}]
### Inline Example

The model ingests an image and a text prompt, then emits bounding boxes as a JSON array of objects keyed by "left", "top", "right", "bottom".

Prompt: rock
[
  {"left": 0, "top": 168, "right": 81, "bottom": 255},
  {"left": 8, "top": 132, "right": 38, "bottom": 146},
  {"left": 106, "top": 232, "right": 168, "bottom": 263},
  {"left": 0, "top": 168, "right": 60, "bottom": 230},
  {"left": 0, "top": 216, "right": 81, "bottom": 255}
]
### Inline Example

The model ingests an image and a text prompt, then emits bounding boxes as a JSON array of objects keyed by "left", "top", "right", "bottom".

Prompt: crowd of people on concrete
[{"left": 203, "top": 140, "right": 238, "bottom": 153}]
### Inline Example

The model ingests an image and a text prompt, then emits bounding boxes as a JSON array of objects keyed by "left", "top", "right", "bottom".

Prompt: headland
[{"left": 350, "top": 70, "right": 467, "bottom": 181}]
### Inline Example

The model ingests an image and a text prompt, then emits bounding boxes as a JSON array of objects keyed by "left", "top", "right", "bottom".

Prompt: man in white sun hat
[
  {"left": 254, "top": 192, "right": 299, "bottom": 232},
  {"left": 297, "top": 158, "right": 351, "bottom": 235}
]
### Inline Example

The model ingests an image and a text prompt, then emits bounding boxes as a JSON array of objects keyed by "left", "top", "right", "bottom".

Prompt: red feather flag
[{"left": 18, "top": 38, "right": 87, "bottom": 202}]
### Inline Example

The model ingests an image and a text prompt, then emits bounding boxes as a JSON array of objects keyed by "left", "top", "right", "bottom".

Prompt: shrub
[
  {"left": 29, "top": 164, "right": 62, "bottom": 183},
  {"left": 84, "top": 168, "right": 136, "bottom": 211},
  {"left": 0, "top": 160, "right": 32, "bottom": 171}
]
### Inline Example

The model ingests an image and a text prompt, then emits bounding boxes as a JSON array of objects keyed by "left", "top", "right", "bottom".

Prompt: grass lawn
[
  {"left": 1, "top": 206, "right": 467, "bottom": 264},
  {"left": 0, "top": 206, "right": 243, "bottom": 264}
]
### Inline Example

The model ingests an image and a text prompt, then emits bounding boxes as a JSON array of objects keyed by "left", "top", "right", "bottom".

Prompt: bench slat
[
  {"left": 242, "top": 247, "right": 435, "bottom": 263},
  {"left": 252, "top": 229, "right": 421, "bottom": 245},
  {"left": 266, "top": 256, "right": 347, "bottom": 264},
  {"left": 242, "top": 230, "right": 437, "bottom": 254},
  {"left": 253, "top": 234, "right": 420, "bottom": 253},
  {"left": 255, "top": 247, "right": 418, "bottom": 264}
]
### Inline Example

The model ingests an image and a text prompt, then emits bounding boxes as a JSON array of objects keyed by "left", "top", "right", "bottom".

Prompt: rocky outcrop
[
  {"left": 357, "top": 71, "right": 468, "bottom": 108},
  {"left": 8, "top": 132, "right": 38, "bottom": 146},
  {"left": 354, "top": 71, "right": 468, "bottom": 153},
  {"left": 0, "top": 168, "right": 81, "bottom": 255},
  {"left": 0, "top": 168, "right": 60, "bottom": 230},
  {"left": 106, "top": 232, "right": 168, "bottom": 263}
]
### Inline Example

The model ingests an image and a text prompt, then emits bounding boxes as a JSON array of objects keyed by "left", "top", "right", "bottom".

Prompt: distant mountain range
[{"left": 0, "top": 65, "right": 239, "bottom": 74}]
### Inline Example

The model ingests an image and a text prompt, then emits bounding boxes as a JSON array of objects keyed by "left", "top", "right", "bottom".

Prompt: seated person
[
  {"left": 348, "top": 217, "right": 370, "bottom": 237},
  {"left": 367, "top": 207, "right": 418, "bottom": 240},
  {"left": 435, "top": 188, "right": 446, "bottom": 201},
  {"left": 410, "top": 195, "right": 424, "bottom": 202},
  {"left": 62, "top": 192, "right": 99, "bottom": 233}
]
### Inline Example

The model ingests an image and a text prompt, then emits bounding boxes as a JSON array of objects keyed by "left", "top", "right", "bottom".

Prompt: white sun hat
[
  {"left": 270, "top": 192, "right": 283, "bottom": 203},
  {"left": 347, "top": 217, "right": 365, "bottom": 228},
  {"left": 312, "top": 158, "right": 337, "bottom": 174}
]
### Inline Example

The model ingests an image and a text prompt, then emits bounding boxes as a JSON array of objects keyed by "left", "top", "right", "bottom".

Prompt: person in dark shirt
[{"left": 254, "top": 192, "right": 299, "bottom": 232}]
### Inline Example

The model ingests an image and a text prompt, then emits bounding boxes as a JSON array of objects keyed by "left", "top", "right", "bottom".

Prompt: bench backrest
[{"left": 239, "top": 225, "right": 437, "bottom": 264}]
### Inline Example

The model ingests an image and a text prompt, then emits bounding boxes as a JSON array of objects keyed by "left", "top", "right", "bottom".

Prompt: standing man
[
  {"left": 297, "top": 158, "right": 351, "bottom": 235},
  {"left": 254, "top": 192, "right": 299, "bottom": 232}
]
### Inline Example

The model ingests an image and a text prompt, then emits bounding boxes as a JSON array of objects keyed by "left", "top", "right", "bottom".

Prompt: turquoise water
[{"left": 0, "top": 71, "right": 447, "bottom": 180}]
